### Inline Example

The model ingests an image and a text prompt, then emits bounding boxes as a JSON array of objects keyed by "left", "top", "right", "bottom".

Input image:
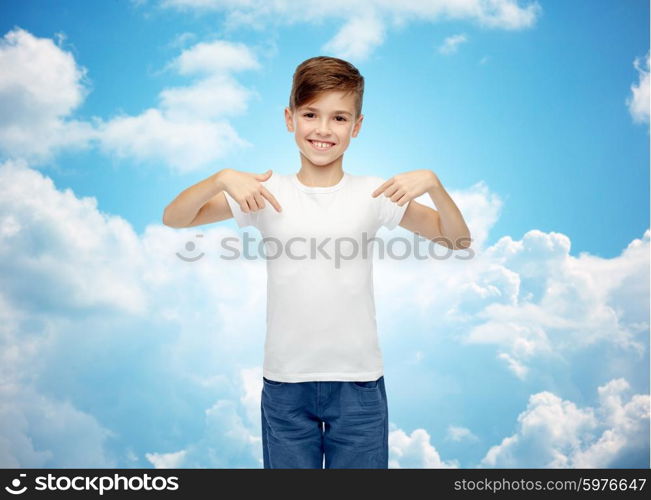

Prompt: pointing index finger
[
  {"left": 260, "top": 186, "right": 282, "bottom": 212},
  {"left": 372, "top": 178, "right": 394, "bottom": 197}
]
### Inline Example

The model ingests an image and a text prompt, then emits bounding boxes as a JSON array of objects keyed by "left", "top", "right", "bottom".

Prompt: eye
[{"left": 302, "top": 112, "right": 347, "bottom": 121}]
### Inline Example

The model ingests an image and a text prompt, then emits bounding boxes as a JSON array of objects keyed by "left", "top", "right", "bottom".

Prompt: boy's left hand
[{"left": 371, "top": 169, "right": 441, "bottom": 206}]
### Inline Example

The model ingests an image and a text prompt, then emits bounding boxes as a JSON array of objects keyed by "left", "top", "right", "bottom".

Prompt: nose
[{"left": 315, "top": 118, "right": 332, "bottom": 136}]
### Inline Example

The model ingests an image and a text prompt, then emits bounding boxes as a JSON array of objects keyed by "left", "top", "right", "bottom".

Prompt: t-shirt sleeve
[
  {"left": 374, "top": 177, "right": 409, "bottom": 230},
  {"left": 223, "top": 189, "right": 260, "bottom": 229}
]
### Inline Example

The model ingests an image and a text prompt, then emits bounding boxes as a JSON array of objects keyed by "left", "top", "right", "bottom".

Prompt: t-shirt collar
[{"left": 292, "top": 171, "right": 349, "bottom": 193}]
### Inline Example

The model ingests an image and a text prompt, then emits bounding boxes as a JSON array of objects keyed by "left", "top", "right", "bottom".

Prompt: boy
[{"left": 162, "top": 56, "right": 471, "bottom": 468}]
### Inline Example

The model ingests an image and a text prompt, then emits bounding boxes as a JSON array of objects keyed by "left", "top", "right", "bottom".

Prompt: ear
[
  {"left": 284, "top": 107, "right": 295, "bottom": 132},
  {"left": 351, "top": 114, "right": 364, "bottom": 138}
]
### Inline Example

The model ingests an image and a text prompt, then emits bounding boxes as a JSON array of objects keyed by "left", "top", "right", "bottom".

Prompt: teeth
[{"left": 311, "top": 140, "right": 333, "bottom": 149}]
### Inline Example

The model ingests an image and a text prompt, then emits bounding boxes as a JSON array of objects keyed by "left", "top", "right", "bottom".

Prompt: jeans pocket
[
  {"left": 263, "top": 377, "right": 285, "bottom": 387},
  {"left": 348, "top": 377, "right": 383, "bottom": 406},
  {"left": 351, "top": 378, "right": 379, "bottom": 391},
  {"left": 262, "top": 377, "right": 300, "bottom": 408}
]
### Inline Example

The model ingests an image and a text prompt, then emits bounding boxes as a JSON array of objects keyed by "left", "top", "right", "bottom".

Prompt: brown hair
[{"left": 289, "top": 56, "right": 365, "bottom": 120}]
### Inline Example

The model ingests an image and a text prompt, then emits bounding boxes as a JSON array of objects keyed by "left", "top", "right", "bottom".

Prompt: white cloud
[
  {"left": 462, "top": 229, "right": 649, "bottom": 378},
  {"left": 159, "top": 75, "right": 255, "bottom": 121},
  {"left": 146, "top": 367, "right": 263, "bottom": 468},
  {"left": 0, "top": 158, "right": 147, "bottom": 466},
  {"left": 172, "top": 39, "right": 260, "bottom": 75},
  {"left": 98, "top": 108, "right": 249, "bottom": 173},
  {"left": 573, "top": 379, "right": 650, "bottom": 467},
  {"left": 389, "top": 425, "right": 459, "bottom": 468},
  {"left": 148, "top": 399, "right": 261, "bottom": 468},
  {"left": 481, "top": 378, "right": 650, "bottom": 468},
  {"left": 446, "top": 425, "right": 478, "bottom": 442},
  {"left": 97, "top": 39, "right": 260, "bottom": 173},
  {"left": 0, "top": 158, "right": 267, "bottom": 467},
  {"left": 322, "top": 12, "right": 386, "bottom": 62},
  {"left": 166, "top": 31, "right": 197, "bottom": 50},
  {"left": 0, "top": 380, "right": 116, "bottom": 467},
  {"left": 497, "top": 352, "right": 528, "bottom": 379},
  {"left": 626, "top": 51, "right": 650, "bottom": 125},
  {"left": 0, "top": 159, "right": 148, "bottom": 315},
  {"left": 0, "top": 158, "right": 647, "bottom": 467},
  {"left": 0, "top": 28, "right": 96, "bottom": 163},
  {"left": 439, "top": 34, "right": 468, "bottom": 55},
  {"left": 159, "top": 0, "right": 542, "bottom": 61},
  {"left": 0, "top": 28, "right": 260, "bottom": 172},
  {"left": 359, "top": 181, "right": 648, "bottom": 390},
  {"left": 145, "top": 450, "right": 187, "bottom": 468}
]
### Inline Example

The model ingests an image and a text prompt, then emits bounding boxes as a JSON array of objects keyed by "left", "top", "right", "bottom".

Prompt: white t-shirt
[{"left": 223, "top": 171, "right": 409, "bottom": 382}]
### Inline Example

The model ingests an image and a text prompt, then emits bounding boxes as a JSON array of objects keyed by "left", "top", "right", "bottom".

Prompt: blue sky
[{"left": 0, "top": 0, "right": 649, "bottom": 468}]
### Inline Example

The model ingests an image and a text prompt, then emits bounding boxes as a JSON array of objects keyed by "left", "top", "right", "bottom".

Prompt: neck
[{"left": 296, "top": 156, "right": 345, "bottom": 187}]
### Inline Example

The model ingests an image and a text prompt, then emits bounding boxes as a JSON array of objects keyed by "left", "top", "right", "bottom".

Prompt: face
[{"left": 285, "top": 90, "right": 363, "bottom": 169}]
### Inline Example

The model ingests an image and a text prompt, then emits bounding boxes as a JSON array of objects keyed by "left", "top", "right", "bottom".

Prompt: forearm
[
  {"left": 162, "top": 169, "right": 227, "bottom": 228},
  {"left": 427, "top": 183, "right": 471, "bottom": 249}
]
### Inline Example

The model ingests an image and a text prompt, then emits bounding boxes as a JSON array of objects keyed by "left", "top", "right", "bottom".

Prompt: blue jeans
[{"left": 261, "top": 375, "right": 389, "bottom": 469}]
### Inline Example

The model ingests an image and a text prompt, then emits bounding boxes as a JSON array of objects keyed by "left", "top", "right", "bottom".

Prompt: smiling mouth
[{"left": 309, "top": 140, "right": 335, "bottom": 151}]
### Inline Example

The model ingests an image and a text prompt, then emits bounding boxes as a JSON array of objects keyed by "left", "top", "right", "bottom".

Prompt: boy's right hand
[{"left": 217, "top": 169, "right": 282, "bottom": 214}]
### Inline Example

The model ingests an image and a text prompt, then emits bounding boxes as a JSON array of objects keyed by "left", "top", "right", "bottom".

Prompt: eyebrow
[{"left": 302, "top": 106, "right": 353, "bottom": 116}]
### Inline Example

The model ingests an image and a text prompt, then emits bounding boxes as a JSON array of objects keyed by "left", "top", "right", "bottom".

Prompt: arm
[
  {"left": 398, "top": 185, "right": 471, "bottom": 250},
  {"left": 372, "top": 169, "right": 471, "bottom": 250},
  {"left": 162, "top": 169, "right": 231, "bottom": 228},
  {"left": 162, "top": 168, "right": 282, "bottom": 229},
  {"left": 423, "top": 181, "right": 471, "bottom": 250}
]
